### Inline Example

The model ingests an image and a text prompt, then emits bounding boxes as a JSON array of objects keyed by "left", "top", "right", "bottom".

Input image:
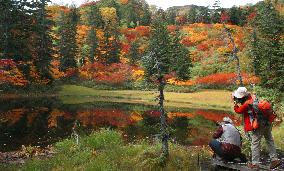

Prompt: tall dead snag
[{"left": 223, "top": 24, "right": 243, "bottom": 86}]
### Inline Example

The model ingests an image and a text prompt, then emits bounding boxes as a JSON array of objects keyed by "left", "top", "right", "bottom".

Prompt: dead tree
[{"left": 222, "top": 24, "right": 243, "bottom": 86}]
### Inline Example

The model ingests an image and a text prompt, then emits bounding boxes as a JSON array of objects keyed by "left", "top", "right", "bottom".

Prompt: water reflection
[{"left": 0, "top": 97, "right": 240, "bottom": 152}]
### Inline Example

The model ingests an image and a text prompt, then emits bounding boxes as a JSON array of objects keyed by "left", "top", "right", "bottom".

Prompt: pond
[{"left": 0, "top": 97, "right": 241, "bottom": 152}]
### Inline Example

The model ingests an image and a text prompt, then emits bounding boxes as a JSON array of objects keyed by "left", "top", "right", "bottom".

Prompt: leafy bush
[{"left": 253, "top": 86, "right": 283, "bottom": 118}]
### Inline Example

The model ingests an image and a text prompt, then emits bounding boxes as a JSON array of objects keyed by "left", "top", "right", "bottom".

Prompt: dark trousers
[
  {"left": 209, "top": 139, "right": 247, "bottom": 162},
  {"left": 209, "top": 139, "right": 223, "bottom": 157}
]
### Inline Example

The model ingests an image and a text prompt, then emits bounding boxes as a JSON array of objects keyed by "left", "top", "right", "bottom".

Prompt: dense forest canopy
[{"left": 0, "top": 0, "right": 283, "bottom": 91}]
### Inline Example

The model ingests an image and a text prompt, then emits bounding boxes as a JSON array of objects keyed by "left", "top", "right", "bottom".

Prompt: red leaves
[
  {"left": 247, "top": 12, "right": 257, "bottom": 21},
  {"left": 121, "top": 44, "right": 130, "bottom": 53},
  {"left": 0, "top": 59, "right": 16, "bottom": 66},
  {"left": 195, "top": 73, "right": 260, "bottom": 86},
  {"left": 135, "top": 26, "right": 150, "bottom": 37},
  {"left": 77, "top": 109, "right": 134, "bottom": 127},
  {"left": 196, "top": 43, "right": 209, "bottom": 51},
  {"left": 220, "top": 11, "right": 230, "bottom": 23},
  {"left": 80, "top": 62, "right": 138, "bottom": 85}
]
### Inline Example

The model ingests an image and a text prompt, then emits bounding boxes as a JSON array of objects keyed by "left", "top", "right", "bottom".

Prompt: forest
[
  {"left": 0, "top": 0, "right": 283, "bottom": 170},
  {"left": 0, "top": 0, "right": 283, "bottom": 92}
]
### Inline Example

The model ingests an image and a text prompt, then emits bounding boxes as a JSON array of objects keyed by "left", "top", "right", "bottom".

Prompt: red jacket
[{"left": 234, "top": 95, "right": 254, "bottom": 132}]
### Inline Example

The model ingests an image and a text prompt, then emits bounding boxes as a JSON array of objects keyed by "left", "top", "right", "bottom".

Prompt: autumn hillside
[{"left": 0, "top": 0, "right": 283, "bottom": 110}]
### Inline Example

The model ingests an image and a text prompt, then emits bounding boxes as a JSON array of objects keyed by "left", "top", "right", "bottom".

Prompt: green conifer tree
[
  {"left": 142, "top": 12, "right": 191, "bottom": 161},
  {"left": 58, "top": 6, "right": 79, "bottom": 73}
]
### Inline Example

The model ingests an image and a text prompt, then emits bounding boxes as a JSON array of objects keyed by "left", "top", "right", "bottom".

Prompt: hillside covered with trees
[{"left": 0, "top": 0, "right": 283, "bottom": 169}]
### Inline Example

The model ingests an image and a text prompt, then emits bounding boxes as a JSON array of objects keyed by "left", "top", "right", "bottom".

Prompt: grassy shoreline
[
  {"left": 1, "top": 126, "right": 283, "bottom": 170},
  {"left": 59, "top": 85, "right": 233, "bottom": 111},
  {"left": 0, "top": 129, "right": 211, "bottom": 171}
]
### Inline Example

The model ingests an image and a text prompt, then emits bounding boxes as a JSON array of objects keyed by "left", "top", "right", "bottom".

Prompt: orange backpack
[{"left": 251, "top": 97, "right": 277, "bottom": 129}]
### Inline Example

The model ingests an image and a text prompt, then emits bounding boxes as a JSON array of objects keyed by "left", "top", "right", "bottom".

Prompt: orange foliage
[
  {"left": 196, "top": 43, "right": 209, "bottom": 51},
  {"left": 50, "top": 60, "right": 64, "bottom": 79},
  {"left": 79, "top": 62, "right": 139, "bottom": 84},
  {"left": 135, "top": 26, "right": 150, "bottom": 37},
  {"left": 0, "top": 59, "right": 28, "bottom": 86},
  {"left": 168, "top": 25, "right": 178, "bottom": 32},
  {"left": 0, "top": 108, "right": 26, "bottom": 125},
  {"left": 119, "top": 0, "right": 129, "bottom": 5},
  {"left": 48, "top": 109, "right": 72, "bottom": 128},
  {"left": 195, "top": 73, "right": 260, "bottom": 86},
  {"left": 167, "top": 78, "right": 195, "bottom": 86},
  {"left": 175, "top": 15, "right": 187, "bottom": 25},
  {"left": 47, "top": 5, "right": 70, "bottom": 20}
]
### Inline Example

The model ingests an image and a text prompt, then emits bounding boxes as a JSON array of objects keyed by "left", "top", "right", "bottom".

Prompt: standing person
[
  {"left": 232, "top": 87, "right": 281, "bottom": 169},
  {"left": 209, "top": 117, "right": 247, "bottom": 163}
]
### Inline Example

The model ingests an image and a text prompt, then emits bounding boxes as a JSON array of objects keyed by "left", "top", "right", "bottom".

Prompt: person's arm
[
  {"left": 234, "top": 102, "right": 249, "bottom": 114},
  {"left": 213, "top": 126, "right": 223, "bottom": 139}
]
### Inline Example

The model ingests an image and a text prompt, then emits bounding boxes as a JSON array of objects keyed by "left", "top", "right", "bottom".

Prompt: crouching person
[{"left": 209, "top": 117, "right": 246, "bottom": 163}]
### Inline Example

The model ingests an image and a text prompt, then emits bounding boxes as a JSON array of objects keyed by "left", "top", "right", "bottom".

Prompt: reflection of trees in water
[
  {"left": 0, "top": 98, "right": 63, "bottom": 151},
  {"left": 0, "top": 99, "right": 239, "bottom": 151}
]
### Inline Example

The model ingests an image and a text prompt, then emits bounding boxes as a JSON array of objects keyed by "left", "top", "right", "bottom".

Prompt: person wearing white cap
[
  {"left": 233, "top": 87, "right": 281, "bottom": 169},
  {"left": 209, "top": 117, "right": 247, "bottom": 163}
]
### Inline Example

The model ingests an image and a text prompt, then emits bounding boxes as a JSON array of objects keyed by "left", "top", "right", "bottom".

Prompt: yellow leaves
[
  {"left": 96, "top": 29, "right": 105, "bottom": 40},
  {"left": 167, "top": 78, "right": 195, "bottom": 86},
  {"left": 132, "top": 69, "right": 144, "bottom": 81},
  {"left": 4, "top": 66, "right": 29, "bottom": 86},
  {"left": 100, "top": 7, "right": 117, "bottom": 25},
  {"left": 130, "top": 111, "right": 143, "bottom": 122},
  {"left": 217, "top": 47, "right": 231, "bottom": 55},
  {"left": 50, "top": 60, "right": 65, "bottom": 79}
]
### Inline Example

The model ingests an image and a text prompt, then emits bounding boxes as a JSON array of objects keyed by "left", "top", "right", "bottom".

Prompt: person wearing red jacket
[{"left": 233, "top": 87, "right": 281, "bottom": 169}]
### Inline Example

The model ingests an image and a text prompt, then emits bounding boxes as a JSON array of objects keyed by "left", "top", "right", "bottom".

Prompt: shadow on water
[{"left": 0, "top": 97, "right": 240, "bottom": 152}]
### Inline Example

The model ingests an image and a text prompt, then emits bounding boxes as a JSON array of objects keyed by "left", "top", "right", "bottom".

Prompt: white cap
[
  {"left": 223, "top": 117, "right": 233, "bottom": 124},
  {"left": 233, "top": 87, "right": 248, "bottom": 98}
]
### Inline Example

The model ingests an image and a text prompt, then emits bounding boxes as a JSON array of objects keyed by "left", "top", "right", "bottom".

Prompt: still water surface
[{"left": 0, "top": 97, "right": 240, "bottom": 152}]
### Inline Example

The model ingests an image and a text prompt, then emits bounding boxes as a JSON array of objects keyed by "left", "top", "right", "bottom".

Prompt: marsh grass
[
  {"left": 3, "top": 129, "right": 211, "bottom": 171},
  {"left": 60, "top": 85, "right": 232, "bottom": 111}
]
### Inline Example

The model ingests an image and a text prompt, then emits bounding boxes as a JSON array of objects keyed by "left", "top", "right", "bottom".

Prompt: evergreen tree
[
  {"left": 187, "top": 7, "right": 197, "bottom": 24},
  {"left": 142, "top": 12, "right": 191, "bottom": 161},
  {"left": 169, "top": 29, "right": 192, "bottom": 80},
  {"left": 198, "top": 6, "right": 211, "bottom": 23},
  {"left": 165, "top": 8, "right": 176, "bottom": 25},
  {"left": 228, "top": 6, "right": 246, "bottom": 26},
  {"left": 86, "top": 4, "right": 103, "bottom": 63},
  {"left": 0, "top": 0, "right": 34, "bottom": 80},
  {"left": 248, "top": 1, "right": 283, "bottom": 90},
  {"left": 33, "top": 0, "right": 54, "bottom": 81},
  {"left": 211, "top": 0, "right": 222, "bottom": 23},
  {"left": 248, "top": 30, "right": 261, "bottom": 75},
  {"left": 140, "top": 2, "right": 151, "bottom": 25},
  {"left": 58, "top": 6, "right": 79, "bottom": 72}
]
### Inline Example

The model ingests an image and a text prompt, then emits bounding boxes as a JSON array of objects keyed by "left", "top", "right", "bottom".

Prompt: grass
[
  {"left": 59, "top": 85, "right": 232, "bottom": 111},
  {"left": 273, "top": 122, "right": 284, "bottom": 150},
  {"left": 0, "top": 129, "right": 211, "bottom": 171}
]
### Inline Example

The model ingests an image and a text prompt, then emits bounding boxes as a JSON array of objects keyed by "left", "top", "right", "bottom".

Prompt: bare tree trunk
[
  {"left": 158, "top": 76, "right": 169, "bottom": 159},
  {"left": 235, "top": 56, "right": 243, "bottom": 86},
  {"left": 223, "top": 24, "right": 243, "bottom": 86}
]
